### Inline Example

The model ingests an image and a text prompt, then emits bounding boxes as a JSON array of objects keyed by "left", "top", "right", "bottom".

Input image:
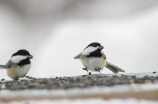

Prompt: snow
[
  {"left": 1, "top": 82, "right": 158, "bottom": 98},
  {"left": 0, "top": 72, "right": 157, "bottom": 83},
  {"left": 69, "top": 72, "right": 158, "bottom": 78},
  {"left": 1, "top": 72, "right": 157, "bottom": 103},
  {"left": 1, "top": 98, "right": 158, "bottom": 104}
]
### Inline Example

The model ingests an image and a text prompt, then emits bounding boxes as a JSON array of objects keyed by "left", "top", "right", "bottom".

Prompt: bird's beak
[
  {"left": 98, "top": 46, "right": 104, "bottom": 50},
  {"left": 28, "top": 55, "right": 33, "bottom": 59}
]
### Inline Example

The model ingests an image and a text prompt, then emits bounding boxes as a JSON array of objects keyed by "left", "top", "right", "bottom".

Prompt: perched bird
[
  {"left": 0, "top": 49, "right": 33, "bottom": 80},
  {"left": 74, "top": 42, "right": 125, "bottom": 74}
]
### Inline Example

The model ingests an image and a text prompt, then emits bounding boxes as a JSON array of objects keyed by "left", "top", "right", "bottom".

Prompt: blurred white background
[{"left": 0, "top": 0, "right": 158, "bottom": 80}]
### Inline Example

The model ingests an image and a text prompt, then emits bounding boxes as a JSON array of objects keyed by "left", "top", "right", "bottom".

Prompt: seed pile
[{"left": 0, "top": 74, "right": 158, "bottom": 90}]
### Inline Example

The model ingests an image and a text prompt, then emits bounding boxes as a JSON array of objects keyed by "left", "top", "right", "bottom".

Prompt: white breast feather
[
  {"left": 17, "top": 64, "right": 31, "bottom": 78},
  {"left": 82, "top": 57, "right": 104, "bottom": 71}
]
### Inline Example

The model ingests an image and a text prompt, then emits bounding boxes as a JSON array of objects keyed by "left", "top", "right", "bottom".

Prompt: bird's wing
[
  {"left": 74, "top": 53, "right": 81, "bottom": 59},
  {"left": 6, "top": 60, "right": 12, "bottom": 68}
]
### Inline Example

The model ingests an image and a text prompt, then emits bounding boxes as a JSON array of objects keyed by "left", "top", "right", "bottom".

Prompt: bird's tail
[
  {"left": 0, "top": 65, "right": 6, "bottom": 69},
  {"left": 105, "top": 62, "right": 125, "bottom": 74}
]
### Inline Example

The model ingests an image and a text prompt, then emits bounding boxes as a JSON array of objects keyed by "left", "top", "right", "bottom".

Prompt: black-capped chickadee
[
  {"left": 74, "top": 42, "right": 125, "bottom": 75},
  {"left": 0, "top": 49, "right": 33, "bottom": 80}
]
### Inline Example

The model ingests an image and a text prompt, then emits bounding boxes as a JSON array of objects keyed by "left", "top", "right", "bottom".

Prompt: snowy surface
[
  {"left": 0, "top": 72, "right": 158, "bottom": 83},
  {"left": 1, "top": 98, "right": 158, "bottom": 104},
  {"left": 1, "top": 82, "right": 158, "bottom": 98},
  {"left": 70, "top": 72, "right": 158, "bottom": 78},
  {"left": 1, "top": 72, "right": 158, "bottom": 103}
]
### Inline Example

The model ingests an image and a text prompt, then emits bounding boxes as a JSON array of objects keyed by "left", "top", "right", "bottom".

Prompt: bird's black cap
[{"left": 12, "top": 49, "right": 31, "bottom": 57}]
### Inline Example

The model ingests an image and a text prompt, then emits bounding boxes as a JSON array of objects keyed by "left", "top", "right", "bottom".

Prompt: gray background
[{"left": 0, "top": 0, "right": 158, "bottom": 80}]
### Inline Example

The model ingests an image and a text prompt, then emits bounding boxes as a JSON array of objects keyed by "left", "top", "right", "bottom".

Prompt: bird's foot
[
  {"left": 95, "top": 68, "right": 101, "bottom": 74},
  {"left": 13, "top": 79, "right": 19, "bottom": 82},
  {"left": 13, "top": 77, "right": 19, "bottom": 81},
  {"left": 83, "top": 68, "right": 91, "bottom": 75},
  {"left": 83, "top": 68, "right": 89, "bottom": 74},
  {"left": 83, "top": 68, "right": 88, "bottom": 71}
]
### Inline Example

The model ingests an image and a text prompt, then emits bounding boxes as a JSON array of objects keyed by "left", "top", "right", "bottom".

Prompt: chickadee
[
  {"left": 74, "top": 42, "right": 125, "bottom": 74},
  {"left": 0, "top": 49, "right": 33, "bottom": 80}
]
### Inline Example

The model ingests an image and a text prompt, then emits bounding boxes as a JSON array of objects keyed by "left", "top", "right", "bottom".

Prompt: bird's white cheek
[
  {"left": 82, "top": 46, "right": 98, "bottom": 55},
  {"left": 11, "top": 56, "right": 27, "bottom": 63}
]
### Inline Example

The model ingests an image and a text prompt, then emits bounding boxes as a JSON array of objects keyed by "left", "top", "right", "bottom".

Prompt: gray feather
[
  {"left": 105, "top": 62, "right": 125, "bottom": 74},
  {"left": 0, "top": 65, "right": 6, "bottom": 69},
  {"left": 74, "top": 53, "right": 81, "bottom": 59},
  {"left": 6, "top": 60, "right": 12, "bottom": 68}
]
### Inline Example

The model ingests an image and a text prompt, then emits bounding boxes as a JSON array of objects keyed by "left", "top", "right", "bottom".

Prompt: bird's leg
[
  {"left": 95, "top": 68, "right": 101, "bottom": 74},
  {"left": 83, "top": 68, "right": 88, "bottom": 72},
  {"left": 13, "top": 77, "right": 19, "bottom": 81},
  {"left": 83, "top": 68, "right": 91, "bottom": 75}
]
